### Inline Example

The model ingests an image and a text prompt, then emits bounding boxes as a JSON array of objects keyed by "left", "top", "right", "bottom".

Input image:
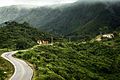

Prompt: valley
[
  {"left": 0, "top": 0, "right": 120, "bottom": 80},
  {"left": 0, "top": 2, "right": 120, "bottom": 38}
]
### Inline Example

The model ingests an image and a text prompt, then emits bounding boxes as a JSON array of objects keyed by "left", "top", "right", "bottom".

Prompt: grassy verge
[
  {"left": 0, "top": 49, "right": 14, "bottom": 80},
  {"left": 15, "top": 38, "right": 120, "bottom": 80}
]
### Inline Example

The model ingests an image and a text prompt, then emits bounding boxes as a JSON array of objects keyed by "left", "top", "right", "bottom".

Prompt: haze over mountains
[{"left": 0, "top": 1, "right": 120, "bottom": 38}]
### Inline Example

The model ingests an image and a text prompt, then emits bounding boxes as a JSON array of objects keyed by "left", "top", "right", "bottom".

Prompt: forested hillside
[
  {"left": 0, "top": 21, "right": 50, "bottom": 49},
  {"left": 1, "top": 1, "right": 120, "bottom": 80},
  {"left": 0, "top": 2, "right": 120, "bottom": 38},
  {"left": 70, "top": 2, "right": 120, "bottom": 37},
  {"left": 15, "top": 35, "right": 120, "bottom": 80}
]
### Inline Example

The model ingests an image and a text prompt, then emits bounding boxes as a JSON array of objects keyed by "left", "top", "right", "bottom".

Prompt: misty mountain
[
  {"left": 0, "top": 2, "right": 120, "bottom": 38},
  {"left": 0, "top": 6, "right": 31, "bottom": 23}
]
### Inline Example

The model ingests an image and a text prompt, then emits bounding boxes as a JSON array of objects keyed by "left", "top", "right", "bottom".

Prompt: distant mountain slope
[
  {"left": 0, "top": 21, "right": 50, "bottom": 49},
  {"left": 15, "top": 7, "right": 62, "bottom": 27},
  {"left": 0, "top": 6, "right": 31, "bottom": 23},
  {"left": 70, "top": 3, "right": 120, "bottom": 38},
  {"left": 0, "top": 2, "right": 120, "bottom": 38},
  {"left": 43, "top": 2, "right": 107, "bottom": 35}
]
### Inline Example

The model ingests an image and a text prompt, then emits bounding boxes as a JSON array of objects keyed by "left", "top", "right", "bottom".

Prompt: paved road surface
[{"left": 1, "top": 51, "right": 33, "bottom": 80}]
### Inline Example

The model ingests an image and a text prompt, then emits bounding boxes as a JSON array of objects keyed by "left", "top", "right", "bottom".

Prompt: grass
[{"left": 0, "top": 49, "right": 14, "bottom": 80}]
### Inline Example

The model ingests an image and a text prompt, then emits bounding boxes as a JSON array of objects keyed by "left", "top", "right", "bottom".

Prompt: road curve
[{"left": 1, "top": 51, "right": 33, "bottom": 80}]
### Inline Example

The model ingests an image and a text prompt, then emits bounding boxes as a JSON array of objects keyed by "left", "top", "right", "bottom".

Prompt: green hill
[
  {"left": 70, "top": 5, "right": 120, "bottom": 38},
  {"left": 0, "top": 21, "right": 50, "bottom": 50},
  {"left": 15, "top": 36, "right": 120, "bottom": 80},
  {"left": 0, "top": 2, "right": 120, "bottom": 39}
]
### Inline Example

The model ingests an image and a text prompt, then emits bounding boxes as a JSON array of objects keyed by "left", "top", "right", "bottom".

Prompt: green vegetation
[
  {"left": 0, "top": 21, "right": 51, "bottom": 80},
  {"left": 0, "top": 49, "right": 13, "bottom": 80},
  {"left": 1, "top": 2, "right": 120, "bottom": 38},
  {"left": 15, "top": 36, "right": 120, "bottom": 80},
  {"left": 0, "top": 2, "right": 120, "bottom": 80},
  {"left": 0, "top": 21, "right": 51, "bottom": 50}
]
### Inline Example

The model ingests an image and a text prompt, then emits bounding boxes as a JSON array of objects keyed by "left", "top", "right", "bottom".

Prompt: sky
[
  {"left": 0, "top": 0, "right": 119, "bottom": 7},
  {"left": 0, "top": 0, "right": 78, "bottom": 7}
]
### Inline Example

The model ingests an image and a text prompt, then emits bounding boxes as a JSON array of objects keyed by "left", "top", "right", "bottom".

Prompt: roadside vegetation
[
  {"left": 15, "top": 35, "right": 120, "bottom": 80},
  {"left": 0, "top": 49, "right": 14, "bottom": 80},
  {"left": 0, "top": 21, "right": 55, "bottom": 80}
]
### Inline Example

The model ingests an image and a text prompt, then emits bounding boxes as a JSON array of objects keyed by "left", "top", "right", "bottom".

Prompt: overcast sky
[
  {"left": 0, "top": 0, "right": 78, "bottom": 7},
  {"left": 0, "top": 0, "right": 119, "bottom": 7}
]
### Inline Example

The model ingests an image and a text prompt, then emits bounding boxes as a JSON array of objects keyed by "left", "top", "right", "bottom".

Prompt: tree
[{"left": 16, "top": 39, "right": 29, "bottom": 50}]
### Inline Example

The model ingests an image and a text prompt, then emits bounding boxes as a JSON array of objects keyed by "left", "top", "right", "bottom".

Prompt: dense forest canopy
[{"left": 0, "top": 21, "right": 51, "bottom": 49}]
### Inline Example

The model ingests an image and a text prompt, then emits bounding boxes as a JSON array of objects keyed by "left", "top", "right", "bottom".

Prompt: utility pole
[{"left": 51, "top": 36, "right": 53, "bottom": 45}]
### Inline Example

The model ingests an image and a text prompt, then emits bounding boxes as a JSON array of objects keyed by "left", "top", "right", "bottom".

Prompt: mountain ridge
[{"left": 0, "top": 1, "right": 120, "bottom": 38}]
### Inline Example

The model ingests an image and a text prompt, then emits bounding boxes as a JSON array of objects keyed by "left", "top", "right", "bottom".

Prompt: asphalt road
[{"left": 1, "top": 51, "right": 33, "bottom": 80}]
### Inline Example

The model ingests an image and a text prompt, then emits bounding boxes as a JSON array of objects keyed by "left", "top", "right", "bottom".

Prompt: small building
[
  {"left": 102, "top": 34, "right": 114, "bottom": 39},
  {"left": 37, "top": 40, "right": 42, "bottom": 44},
  {"left": 37, "top": 40, "right": 49, "bottom": 45},
  {"left": 96, "top": 33, "right": 114, "bottom": 41}
]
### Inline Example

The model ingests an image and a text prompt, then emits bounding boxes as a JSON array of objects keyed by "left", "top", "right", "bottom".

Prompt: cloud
[
  {"left": 77, "top": 0, "right": 119, "bottom": 1},
  {"left": 0, "top": 0, "right": 77, "bottom": 7},
  {"left": 0, "top": 0, "right": 15, "bottom": 7},
  {"left": 0, "top": 0, "right": 119, "bottom": 7},
  {"left": 16, "top": 0, "right": 78, "bottom": 5}
]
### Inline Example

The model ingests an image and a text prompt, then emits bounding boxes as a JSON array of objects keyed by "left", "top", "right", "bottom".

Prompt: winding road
[{"left": 1, "top": 51, "right": 33, "bottom": 80}]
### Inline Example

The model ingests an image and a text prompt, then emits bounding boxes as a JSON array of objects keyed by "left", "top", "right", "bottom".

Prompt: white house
[
  {"left": 102, "top": 34, "right": 114, "bottom": 39},
  {"left": 37, "top": 40, "right": 49, "bottom": 45},
  {"left": 96, "top": 33, "right": 114, "bottom": 41}
]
